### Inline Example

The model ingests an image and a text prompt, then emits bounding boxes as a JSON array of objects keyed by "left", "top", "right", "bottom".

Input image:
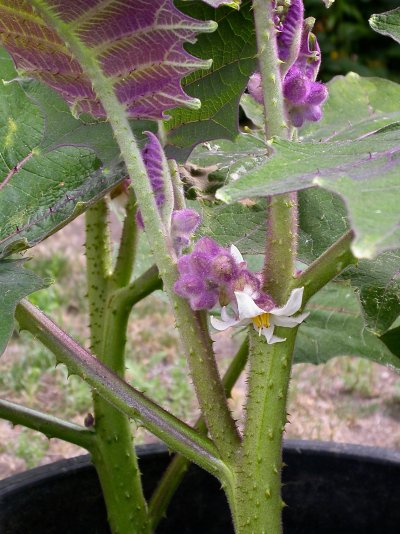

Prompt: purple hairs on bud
[
  {"left": 136, "top": 132, "right": 165, "bottom": 229},
  {"left": 277, "top": 0, "right": 304, "bottom": 63},
  {"left": 247, "top": 2, "right": 328, "bottom": 128},
  {"left": 171, "top": 209, "right": 201, "bottom": 255},
  {"left": 174, "top": 237, "right": 243, "bottom": 310}
]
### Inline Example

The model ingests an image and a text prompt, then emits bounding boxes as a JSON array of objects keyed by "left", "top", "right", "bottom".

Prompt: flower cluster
[
  {"left": 174, "top": 237, "right": 308, "bottom": 344},
  {"left": 248, "top": 0, "right": 328, "bottom": 128}
]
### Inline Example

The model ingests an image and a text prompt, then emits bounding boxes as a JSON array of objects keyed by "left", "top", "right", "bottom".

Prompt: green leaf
[
  {"left": 341, "top": 251, "right": 400, "bottom": 335},
  {"left": 369, "top": 8, "right": 400, "bottom": 45},
  {"left": 300, "top": 73, "right": 400, "bottom": 142},
  {"left": 380, "top": 326, "right": 400, "bottom": 358},
  {"left": 240, "top": 93, "right": 264, "bottom": 130},
  {"left": 296, "top": 283, "right": 400, "bottom": 369},
  {"left": 0, "top": 48, "right": 152, "bottom": 257},
  {"left": 0, "top": 259, "right": 47, "bottom": 357},
  {"left": 166, "top": 0, "right": 257, "bottom": 157},
  {"left": 215, "top": 124, "right": 400, "bottom": 259}
]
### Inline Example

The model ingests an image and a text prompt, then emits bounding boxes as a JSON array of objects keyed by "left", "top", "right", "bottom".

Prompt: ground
[{"left": 0, "top": 213, "right": 399, "bottom": 480}]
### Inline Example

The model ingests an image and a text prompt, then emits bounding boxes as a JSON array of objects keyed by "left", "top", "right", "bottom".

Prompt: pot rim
[{"left": 0, "top": 438, "right": 399, "bottom": 495}]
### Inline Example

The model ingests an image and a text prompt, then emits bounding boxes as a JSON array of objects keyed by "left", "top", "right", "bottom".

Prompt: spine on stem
[{"left": 85, "top": 202, "right": 150, "bottom": 534}]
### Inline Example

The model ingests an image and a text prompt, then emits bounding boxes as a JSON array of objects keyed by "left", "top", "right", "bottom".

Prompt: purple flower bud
[
  {"left": 283, "top": 68, "right": 311, "bottom": 105},
  {"left": 171, "top": 209, "right": 201, "bottom": 255},
  {"left": 255, "top": 292, "right": 276, "bottom": 311},
  {"left": 277, "top": 0, "right": 304, "bottom": 63},
  {"left": 174, "top": 237, "right": 244, "bottom": 310},
  {"left": 306, "top": 82, "right": 328, "bottom": 106},
  {"left": 247, "top": 72, "right": 263, "bottom": 105},
  {"left": 136, "top": 132, "right": 165, "bottom": 229}
]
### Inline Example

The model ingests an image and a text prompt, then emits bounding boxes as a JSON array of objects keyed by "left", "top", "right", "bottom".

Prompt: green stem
[
  {"left": 31, "top": 3, "right": 240, "bottom": 462},
  {"left": 0, "top": 398, "right": 95, "bottom": 450},
  {"left": 169, "top": 159, "right": 186, "bottom": 210},
  {"left": 264, "top": 192, "right": 298, "bottom": 303},
  {"left": 85, "top": 204, "right": 150, "bottom": 534},
  {"left": 232, "top": 3, "right": 297, "bottom": 532},
  {"left": 252, "top": 0, "right": 287, "bottom": 139},
  {"left": 15, "top": 300, "right": 227, "bottom": 479},
  {"left": 111, "top": 190, "right": 138, "bottom": 289},
  {"left": 235, "top": 329, "right": 296, "bottom": 533},
  {"left": 149, "top": 337, "right": 249, "bottom": 529},
  {"left": 296, "top": 230, "right": 356, "bottom": 303}
]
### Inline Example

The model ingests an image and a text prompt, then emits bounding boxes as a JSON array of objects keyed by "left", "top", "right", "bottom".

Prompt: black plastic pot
[{"left": 0, "top": 440, "right": 399, "bottom": 533}]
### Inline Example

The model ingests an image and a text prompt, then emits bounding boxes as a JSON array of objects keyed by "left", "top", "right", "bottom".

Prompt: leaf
[
  {"left": 166, "top": 0, "right": 257, "bottom": 157},
  {"left": 240, "top": 93, "right": 264, "bottom": 129},
  {"left": 296, "top": 283, "right": 400, "bottom": 369},
  {"left": 380, "top": 326, "right": 400, "bottom": 358},
  {"left": 201, "top": 0, "right": 241, "bottom": 7},
  {"left": 216, "top": 123, "right": 400, "bottom": 259},
  {"left": 370, "top": 8, "right": 400, "bottom": 45},
  {"left": 0, "top": 259, "right": 47, "bottom": 357},
  {"left": 300, "top": 73, "right": 400, "bottom": 142},
  {"left": 341, "top": 251, "right": 400, "bottom": 335},
  {"left": 0, "top": 48, "right": 140, "bottom": 257},
  {"left": 0, "top": 0, "right": 216, "bottom": 120}
]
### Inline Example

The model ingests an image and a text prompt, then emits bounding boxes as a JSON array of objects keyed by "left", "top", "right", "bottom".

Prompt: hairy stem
[
  {"left": 111, "top": 190, "right": 138, "bottom": 289},
  {"left": 252, "top": 0, "right": 287, "bottom": 139},
  {"left": 85, "top": 203, "right": 150, "bottom": 534},
  {"left": 0, "top": 398, "right": 95, "bottom": 450},
  {"left": 31, "top": 3, "right": 240, "bottom": 461},
  {"left": 149, "top": 337, "right": 249, "bottom": 529},
  {"left": 15, "top": 300, "right": 227, "bottom": 479},
  {"left": 235, "top": 329, "right": 296, "bottom": 533}
]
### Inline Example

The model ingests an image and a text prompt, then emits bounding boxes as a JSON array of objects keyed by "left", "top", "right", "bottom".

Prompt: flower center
[{"left": 252, "top": 312, "right": 270, "bottom": 333}]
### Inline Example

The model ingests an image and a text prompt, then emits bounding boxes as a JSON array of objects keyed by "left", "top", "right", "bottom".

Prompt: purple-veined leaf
[{"left": 0, "top": 0, "right": 217, "bottom": 119}]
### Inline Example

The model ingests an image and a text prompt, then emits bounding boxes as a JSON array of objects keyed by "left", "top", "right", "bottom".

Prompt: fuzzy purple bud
[
  {"left": 277, "top": 0, "right": 304, "bottom": 64},
  {"left": 171, "top": 209, "right": 201, "bottom": 255},
  {"left": 174, "top": 237, "right": 243, "bottom": 310},
  {"left": 136, "top": 132, "right": 165, "bottom": 229}
]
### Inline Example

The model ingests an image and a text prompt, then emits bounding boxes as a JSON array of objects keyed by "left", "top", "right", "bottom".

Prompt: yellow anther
[{"left": 252, "top": 313, "right": 270, "bottom": 332}]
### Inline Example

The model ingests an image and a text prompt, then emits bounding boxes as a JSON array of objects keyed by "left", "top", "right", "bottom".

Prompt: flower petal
[
  {"left": 235, "top": 291, "right": 266, "bottom": 320},
  {"left": 210, "top": 314, "right": 239, "bottom": 331},
  {"left": 261, "top": 325, "right": 286, "bottom": 344},
  {"left": 270, "top": 287, "right": 304, "bottom": 317},
  {"left": 269, "top": 335, "right": 287, "bottom": 344},
  {"left": 230, "top": 244, "right": 244, "bottom": 264},
  {"left": 271, "top": 311, "right": 309, "bottom": 327}
]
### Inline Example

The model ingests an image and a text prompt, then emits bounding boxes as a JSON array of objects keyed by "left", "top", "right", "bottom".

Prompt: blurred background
[{"left": 305, "top": 0, "right": 400, "bottom": 82}]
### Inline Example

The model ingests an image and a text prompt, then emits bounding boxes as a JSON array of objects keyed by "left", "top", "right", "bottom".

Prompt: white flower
[{"left": 210, "top": 287, "right": 309, "bottom": 345}]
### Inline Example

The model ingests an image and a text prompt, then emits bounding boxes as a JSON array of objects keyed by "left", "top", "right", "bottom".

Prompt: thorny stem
[
  {"left": 0, "top": 398, "right": 95, "bottom": 451},
  {"left": 32, "top": 2, "right": 240, "bottom": 462},
  {"left": 232, "top": 2, "right": 297, "bottom": 533},
  {"left": 149, "top": 337, "right": 249, "bottom": 529},
  {"left": 85, "top": 203, "right": 150, "bottom": 534},
  {"left": 111, "top": 190, "right": 138, "bottom": 289},
  {"left": 252, "top": 0, "right": 287, "bottom": 139},
  {"left": 14, "top": 300, "right": 227, "bottom": 479}
]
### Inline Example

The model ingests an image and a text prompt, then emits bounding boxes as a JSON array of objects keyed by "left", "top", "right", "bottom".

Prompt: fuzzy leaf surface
[
  {"left": 296, "top": 283, "right": 400, "bottom": 369},
  {"left": 214, "top": 76, "right": 400, "bottom": 259},
  {"left": 166, "top": 0, "right": 256, "bottom": 157},
  {"left": 0, "top": 49, "right": 144, "bottom": 257},
  {"left": 192, "top": 141, "right": 399, "bottom": 336},
  {"left": 0, "top": 0, "right": 216, "bottom": 119},
  {"left": 0, "top": 259, "right": 47, "bottom": 357},
  {"left": 370, "top": 8, "right": 400, "bottom": 44}
]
